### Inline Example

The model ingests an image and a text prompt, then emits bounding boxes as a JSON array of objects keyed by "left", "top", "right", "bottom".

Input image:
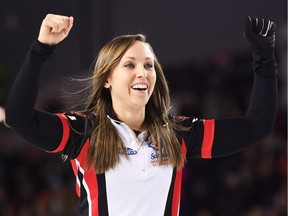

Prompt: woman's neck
[{"left": 114, "top": 108, "right": 145, "bottom": 131}]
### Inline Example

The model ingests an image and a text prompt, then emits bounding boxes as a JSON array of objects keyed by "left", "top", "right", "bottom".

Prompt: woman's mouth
[{"left": 131, "top": 83, "right": 148, "bottom": 91}]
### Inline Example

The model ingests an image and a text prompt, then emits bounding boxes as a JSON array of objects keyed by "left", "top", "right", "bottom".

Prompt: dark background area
[{"left": 0, "top": 0, "right": 287, "bottom": 215}]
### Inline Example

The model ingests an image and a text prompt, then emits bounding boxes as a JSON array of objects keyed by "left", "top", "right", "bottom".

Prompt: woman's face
[{"left": 104, "top": 41, "right": 157, "bottom": 113}]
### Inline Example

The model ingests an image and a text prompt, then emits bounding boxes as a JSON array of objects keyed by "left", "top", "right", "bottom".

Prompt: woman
[{"left": 5, "top": 14, "right": 277, "bottom": 216}]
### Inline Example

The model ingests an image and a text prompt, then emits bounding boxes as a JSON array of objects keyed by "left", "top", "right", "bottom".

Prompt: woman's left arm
[{"left": 211, "top": 16, "right": 278, "bottom": 157}]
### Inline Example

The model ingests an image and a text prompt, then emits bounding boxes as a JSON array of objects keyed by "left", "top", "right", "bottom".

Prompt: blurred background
[{"left": 0, "top": 0, "right": 286, "bottom": 215}]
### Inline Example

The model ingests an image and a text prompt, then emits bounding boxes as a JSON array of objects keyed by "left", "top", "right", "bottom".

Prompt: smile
[{"left": 131, "top": 83, "right": 148, "bottom": 91}]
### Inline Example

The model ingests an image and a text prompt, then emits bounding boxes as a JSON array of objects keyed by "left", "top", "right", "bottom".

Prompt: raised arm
[
  {"left": 211, "top": 16, "right": 278, "bottom": 157},
  {"left": 5, "top": 14, "right": 74, "bottom": 151},
  {"left": 183, "top": 16, "right": 278, "bottom": 159}
]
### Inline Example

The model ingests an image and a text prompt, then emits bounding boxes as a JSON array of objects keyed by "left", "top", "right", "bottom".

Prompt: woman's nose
[{"left": 136, "top": 66, "right": 147, "bottom": 77}]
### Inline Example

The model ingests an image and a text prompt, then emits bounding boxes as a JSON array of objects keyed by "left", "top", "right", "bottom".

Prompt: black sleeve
[
  {"left": 54, "top": 111, "right": 94, "bottom": 159},
  {"left": 211, "top": 57, "right": 277, "bottom": 157},
  {"left": 179, "top": 56, "right": 277, "bottom": 159},
  {"left": 5, "top": 40, "right": 64, "bottom": 151}
]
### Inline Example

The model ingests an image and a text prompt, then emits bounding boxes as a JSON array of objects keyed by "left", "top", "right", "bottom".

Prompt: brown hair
[{"left": 83, "top": 34, "right": 185, "bottom": 173}]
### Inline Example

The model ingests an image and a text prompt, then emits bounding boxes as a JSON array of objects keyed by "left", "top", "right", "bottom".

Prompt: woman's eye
[
  {"left": 124, "top": 63, "right": 134, "bottom": 68},
  {"left": 145, "top": 63, "right": 153, "bottom": 69}
]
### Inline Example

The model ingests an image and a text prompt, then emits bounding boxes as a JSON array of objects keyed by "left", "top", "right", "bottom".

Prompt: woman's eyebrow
[{"left": 122, "top": 56, "right": 153, "bottom": 60}]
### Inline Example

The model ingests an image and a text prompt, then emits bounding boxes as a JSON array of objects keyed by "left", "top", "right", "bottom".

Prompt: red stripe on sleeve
[
  {"left": 47, "top": 113, "right": 70, "bottom": 153},
  {"left": 79, "top": 140, "right": 99, "bottom": 216},
  {"left": 171, "top": 139, "right": 187, "bottom": 216},
  {"left": 201, "top": 119, "right": 215, "bottom": 158},
  {"left": 84, "top": 168, "right": 99, "bottom": 216},
  {"left": 181, "top": 138, "right": 187, "bottom": 158},
  {"left": 70, "top": 160, "right": 81, "bottom": 197}
]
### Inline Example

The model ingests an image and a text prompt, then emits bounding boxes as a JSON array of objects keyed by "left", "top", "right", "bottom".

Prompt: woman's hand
[
  {"left": 244, "top": 16, "right": 276, "bottom": 60},
  {"left": 38, "top": 14, "right": 74, "bottom": 45}
]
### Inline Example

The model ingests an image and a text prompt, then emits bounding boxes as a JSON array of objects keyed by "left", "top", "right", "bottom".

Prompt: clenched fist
[{"left": 38, "top": 14, "right": 74, "bottom": 45}]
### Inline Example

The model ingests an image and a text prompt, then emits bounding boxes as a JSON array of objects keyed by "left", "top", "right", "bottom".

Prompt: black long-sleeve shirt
[{"left": 5, "top": 40, "right": 278, "bottom": 216}]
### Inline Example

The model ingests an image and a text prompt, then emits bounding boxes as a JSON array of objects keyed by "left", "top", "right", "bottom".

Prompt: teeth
[{"left": 132, "top": 84, "right": 148, "bottom": 90}]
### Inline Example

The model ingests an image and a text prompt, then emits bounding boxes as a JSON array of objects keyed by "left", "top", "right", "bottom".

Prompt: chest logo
[{"left": 119, "top": 147, "right": 137, "bottom": 155}]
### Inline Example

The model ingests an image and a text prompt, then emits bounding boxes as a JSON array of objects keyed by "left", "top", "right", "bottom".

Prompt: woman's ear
[{"left": 104, "top": 81, "right": 110, "bottom": 89}]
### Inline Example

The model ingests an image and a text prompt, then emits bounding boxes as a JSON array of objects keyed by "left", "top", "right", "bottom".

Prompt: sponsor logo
[
  {"left": 151, "top": 155, "right": 170, "bottom": 166},
  {"left": 149, "top": 143, "right": 170, "bottom": 166},
  {"left": 148, "top": 143, "right": 158, "bottom": 151},
  {"left": 125, "top": 147, "right": 137, "bottom": 155},
  {"left": 119, "top": 147, "right": 137, "bottom": 155},
  {"left": 151, "top": 152, "right": 157, "bottom": 160}
]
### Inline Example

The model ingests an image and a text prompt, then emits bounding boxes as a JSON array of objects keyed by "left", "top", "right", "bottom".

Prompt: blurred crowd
[{"left": 0, "top": 50, "right": 286, "bottom": 216}]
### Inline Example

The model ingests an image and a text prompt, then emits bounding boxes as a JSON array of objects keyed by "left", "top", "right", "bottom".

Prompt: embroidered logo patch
[{"left": 119, "top": 147, "right": 137, "bottom": 155}]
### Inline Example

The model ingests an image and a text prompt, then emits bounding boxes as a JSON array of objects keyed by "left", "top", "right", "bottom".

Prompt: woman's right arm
[{"left": 5, "top": 14, "right": 74, "bottom": 151}]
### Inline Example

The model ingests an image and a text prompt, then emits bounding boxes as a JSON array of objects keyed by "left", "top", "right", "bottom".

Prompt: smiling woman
[
  {"left": 5, "top": 14, "right": 278, "bottom": 216},
  {"left": 103, "top": 40, "right": 157, "bottom": 125}
]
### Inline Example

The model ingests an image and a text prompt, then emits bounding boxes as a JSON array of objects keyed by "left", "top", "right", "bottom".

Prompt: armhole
[{"left": 46, "top": 113, "right": 70, "bottom": 153}]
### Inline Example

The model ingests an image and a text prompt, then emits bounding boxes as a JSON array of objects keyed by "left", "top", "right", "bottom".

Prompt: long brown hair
[{"left": 83, "top": 34, "right": 185, "bottom": 173}]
